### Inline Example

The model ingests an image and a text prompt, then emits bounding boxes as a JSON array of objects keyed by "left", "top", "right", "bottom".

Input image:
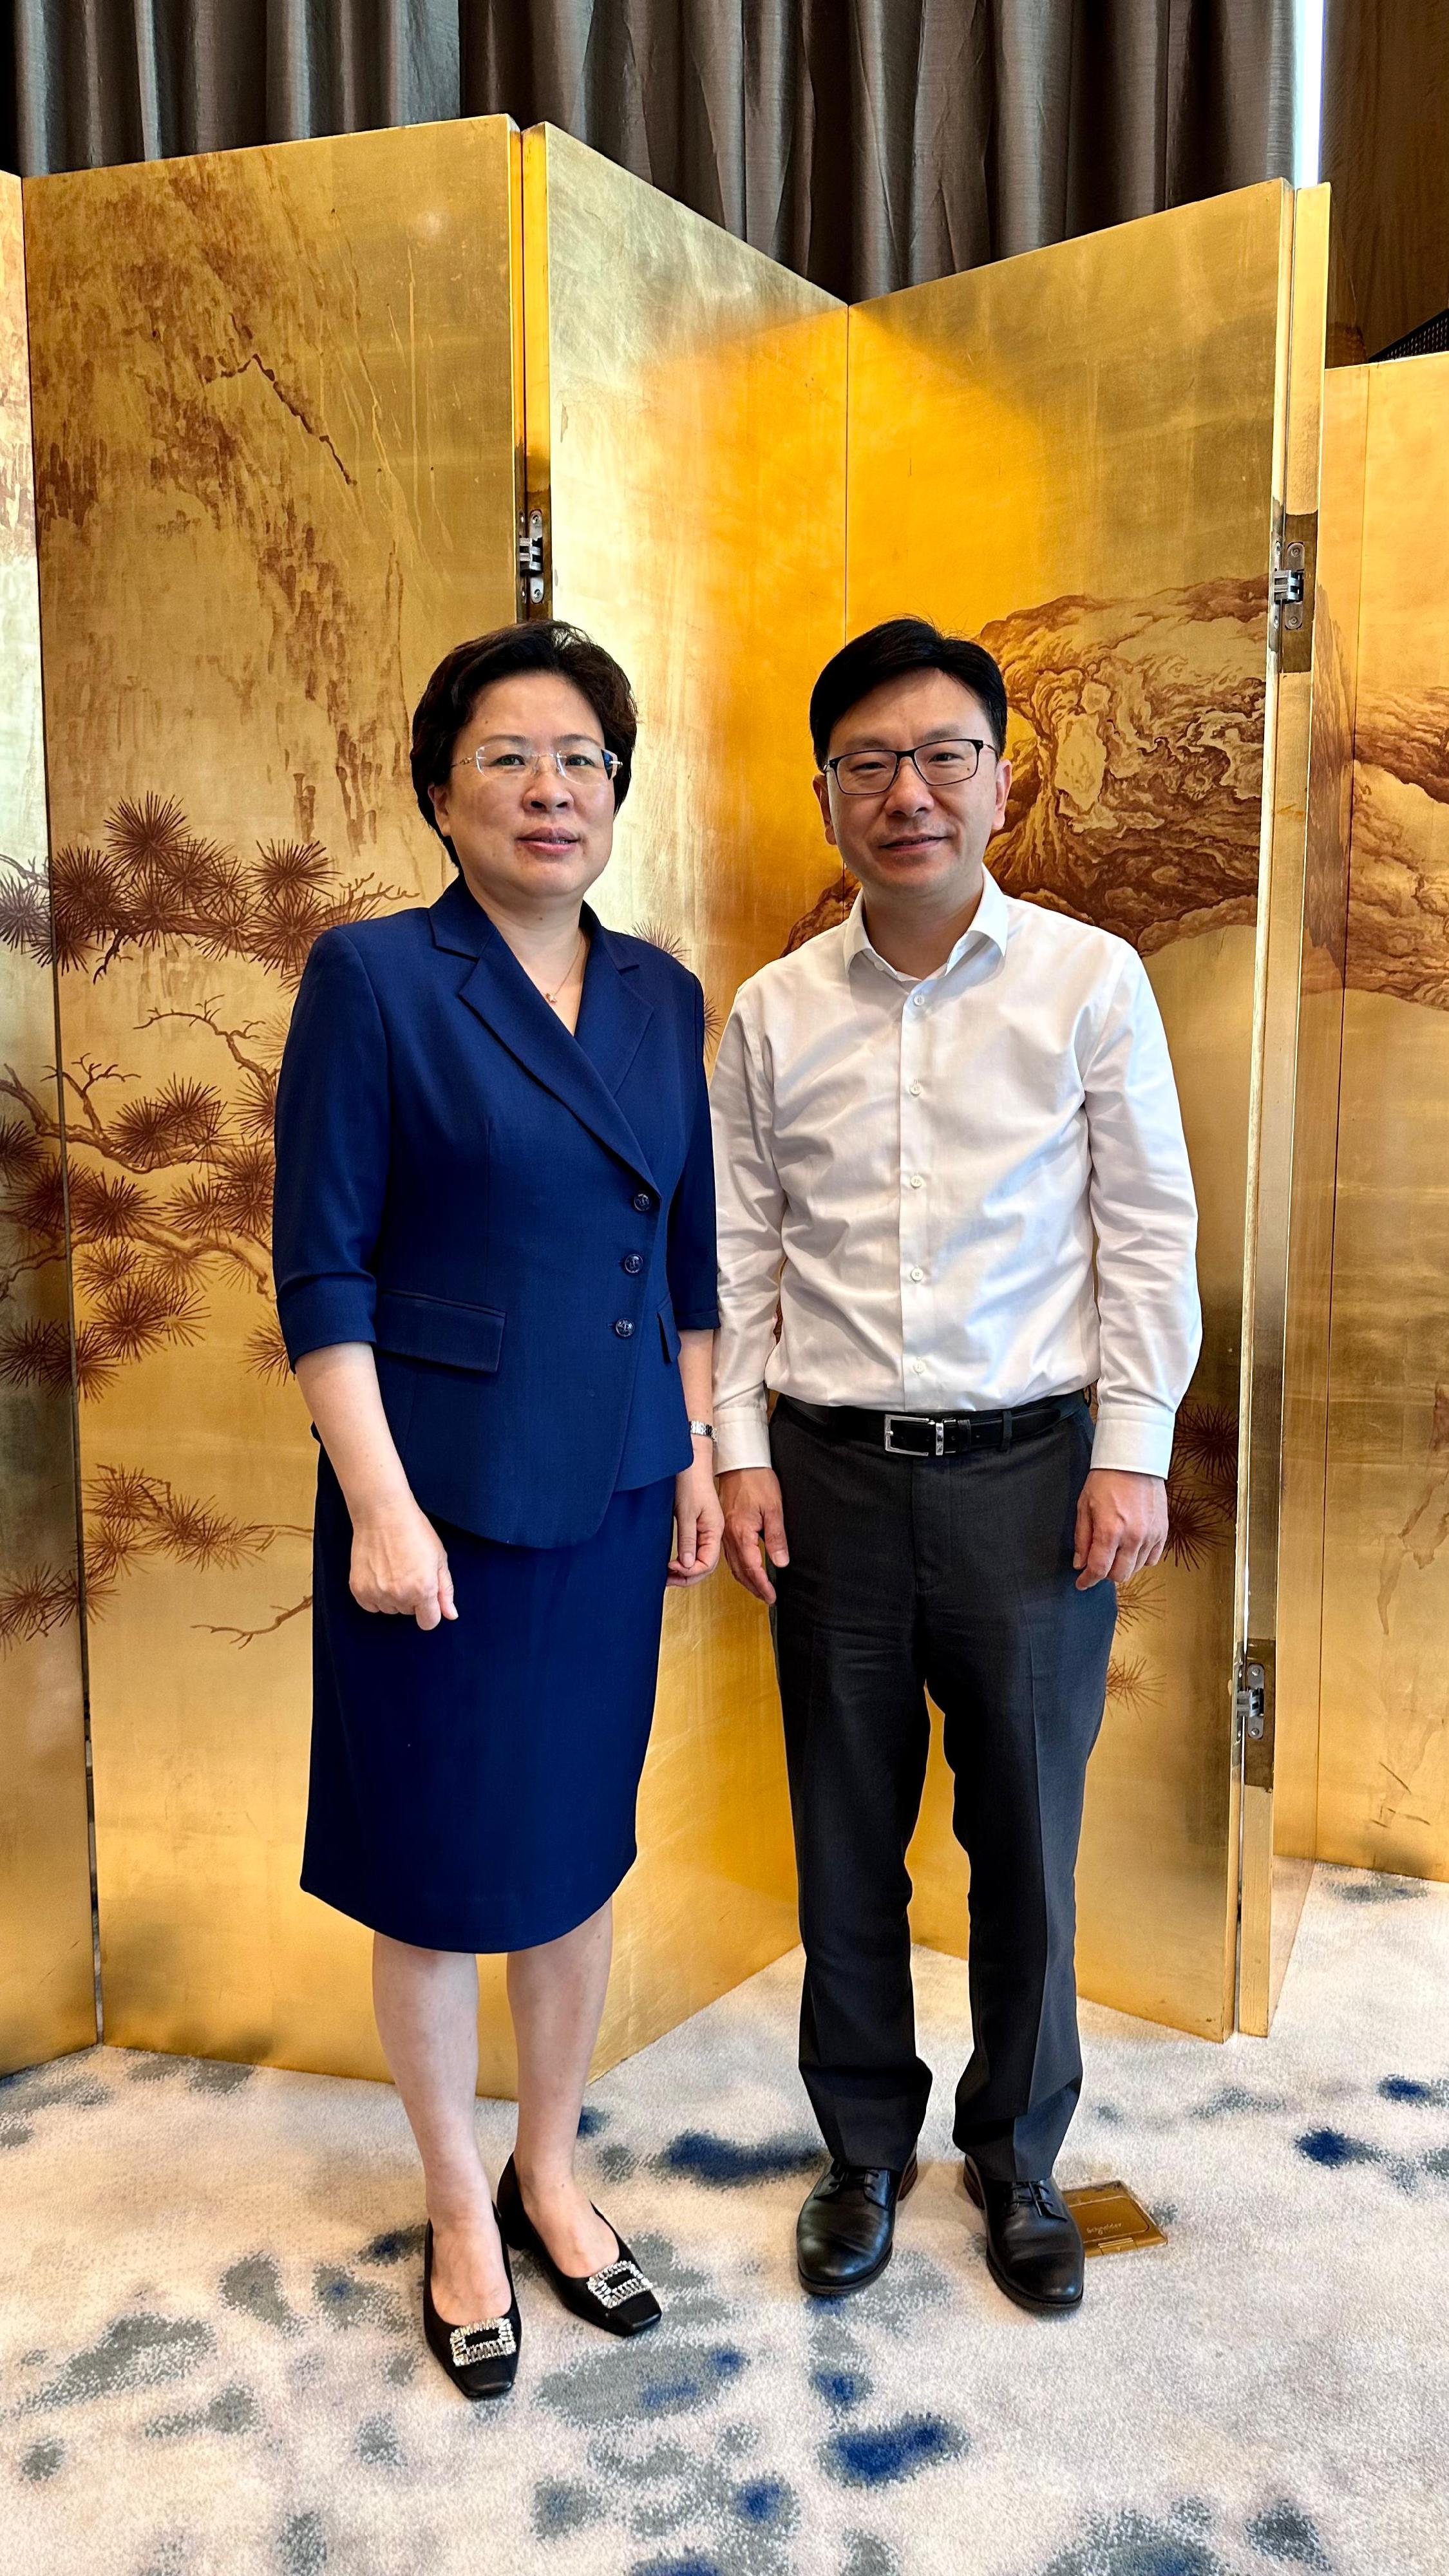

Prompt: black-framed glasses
[
  {"left": 453, "top": 741, "right": 621, "bottom": 788},
  {"left": 824, "top": 738, "right": 998, "bottom": 797}
]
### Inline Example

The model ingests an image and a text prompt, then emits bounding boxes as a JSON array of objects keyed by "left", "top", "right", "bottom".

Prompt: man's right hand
[{"left": 719, "top": 1468, "right": 790, "bottom": 1605}]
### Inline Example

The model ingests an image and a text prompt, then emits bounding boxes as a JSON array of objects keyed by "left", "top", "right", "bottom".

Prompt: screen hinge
[
  {"left": 517, "top": 506, "right": 546, "bottom": 611},
  {"left": 1236, "top": 1636, "right": 1276, "bottom": 1792},
  {"left": 1269, "top": 509, "right": 1316, "bottom": 672}
]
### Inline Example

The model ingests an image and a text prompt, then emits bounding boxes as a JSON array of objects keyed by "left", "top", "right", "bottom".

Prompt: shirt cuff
[
  {"left": 714, "top": 1401, "right": 773, "bottom": 1476},
  {"left": 1089, "top": 1401, "right": 1176, "bottom": 1481}
]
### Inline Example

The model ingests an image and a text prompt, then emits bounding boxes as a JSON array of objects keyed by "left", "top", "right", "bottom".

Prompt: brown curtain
[
  {"left": 1321, "top": 0, "right": 1449, "bottom": 357},
  {"left": 3, "top": 0, "right": 1295, "bottom": 301}
]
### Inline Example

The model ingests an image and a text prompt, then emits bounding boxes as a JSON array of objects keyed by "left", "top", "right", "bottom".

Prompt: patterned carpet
[{"left": 3, "top": 1864, "right": 1447, "bottom": 2576}]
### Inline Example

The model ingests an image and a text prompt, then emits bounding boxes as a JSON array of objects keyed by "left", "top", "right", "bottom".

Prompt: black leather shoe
[
  {"left": 497, "top": 2155, "right": 661, "bottom": 2337},
  {"left": 961, "top": 2157, "right": 1084, "bottom": 2313},
  {"left": 422, "top": 2217, "right": 521, "bottom": 2399},
  {"left": 795, "top": 2154, "right": 919, "bottom": 2297}
]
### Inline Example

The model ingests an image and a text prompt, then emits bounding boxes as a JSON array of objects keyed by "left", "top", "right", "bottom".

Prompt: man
[{"left": 710, "top": 617, "right": 1200, "bottom": 2313}]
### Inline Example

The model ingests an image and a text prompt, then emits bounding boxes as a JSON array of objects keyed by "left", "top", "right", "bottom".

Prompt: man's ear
[
  {"left": 989, "top": 757, "right": 1013, "bottom": 837},
  {"left": 813, "top": 771, "right": 838, "bottom": 850}
]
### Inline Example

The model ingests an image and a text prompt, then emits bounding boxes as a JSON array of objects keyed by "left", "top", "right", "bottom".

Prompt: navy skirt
[{"left": 301, "top": 1454, "right": 676, "bottom": 1953}]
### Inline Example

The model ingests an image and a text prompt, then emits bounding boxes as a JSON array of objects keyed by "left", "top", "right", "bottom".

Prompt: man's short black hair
[
  {"left": 808, "top": 618, "right": 1008, "bottom": 767},
  {"left": 411, "top": 621, "right": 638, "bottom": 862}
]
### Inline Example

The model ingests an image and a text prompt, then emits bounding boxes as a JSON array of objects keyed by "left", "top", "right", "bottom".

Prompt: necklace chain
[{"left": 540, "top": 930, "right": 587, "bottom": 1010}]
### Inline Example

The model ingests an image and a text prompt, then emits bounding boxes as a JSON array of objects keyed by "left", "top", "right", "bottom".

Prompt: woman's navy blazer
[{"left": 272, "top": 875, "right": 719, "bottom": 1551}]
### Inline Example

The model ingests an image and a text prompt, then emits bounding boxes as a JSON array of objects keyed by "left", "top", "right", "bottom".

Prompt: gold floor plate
[{"left": 1064, "top": 2181, "right": 1168, "bottom": 2257}]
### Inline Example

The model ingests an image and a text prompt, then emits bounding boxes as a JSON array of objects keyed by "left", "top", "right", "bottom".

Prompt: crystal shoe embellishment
[
  {"left": 449, "top": 2315, "right": 517, "bottom": 2365},
  {"left": 585, "top": 2259, "right": 652, "bottom": 2309}
]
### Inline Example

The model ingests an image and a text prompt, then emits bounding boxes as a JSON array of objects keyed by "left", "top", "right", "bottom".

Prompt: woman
[{"left": 272, "top": 622, "right": 723, "bottom": 2399}]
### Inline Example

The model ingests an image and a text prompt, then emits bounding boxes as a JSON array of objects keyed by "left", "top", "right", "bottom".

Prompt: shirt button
[
  {"left": 621, "top": 1253, "right": 643, "bottom": 1275},
  {"left": 632, "top": 1189, "right": 653, "bottom": 1211},
  {"left": 911, "top": 1359, "right": 926, "bottom": 1376},
  {"left": 908, "top": 1173, "right": 924, "bottom": 1189},
  {"left": 909, "top": 991, "right": 925, "bottom": 1007},
  {"left": 909, "top": 1265, "right": 925, "bottom": 1282},
  {"left": 909, "top": 1081, "right": 923, "bottom": 1097},
  {"left": 614, "top": 1319, "right": 634, "bottom": 1338}
]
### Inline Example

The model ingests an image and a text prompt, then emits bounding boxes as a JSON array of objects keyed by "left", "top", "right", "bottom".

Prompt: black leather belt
[{"left": 776, "top": 1392, "right": 1083, "bottom": 1457}]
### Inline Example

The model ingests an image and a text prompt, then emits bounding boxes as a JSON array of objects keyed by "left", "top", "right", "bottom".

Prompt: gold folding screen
[
  {"left": 1252, "top": 344, "right": 1368, "bottom": 2011},
  {"left": 23, "top": 119, "right": 522, "bottom": 2079},
  {"left": 1272, "top": 358, "right": 1368, "bottom": 1880},
  {"left": 845, "top": 184, "right": 1324, "bottom": 2041},
  {"left": 1236, "top": 187, "right": 1349, "bottom": 2033},
  {"left": 20, "top": 116, "right": 846, "bottom": 2085},
  {"left": 12, "top": 118, "right": 1404, "bottom": 2082},
  {"left": 1320, "top": 352, "right": 1449, "bottom": 1885},
  {"left": 0, "top": 173, "right": 94, "bottom": 2072},
  {"left": 520, "top": 127, "right": 848, "bottom": 2062}
]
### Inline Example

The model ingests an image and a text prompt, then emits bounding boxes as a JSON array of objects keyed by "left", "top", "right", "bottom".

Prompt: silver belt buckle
[{"left": 883, "top": 1415, "right": 947, "bottom": 1455}]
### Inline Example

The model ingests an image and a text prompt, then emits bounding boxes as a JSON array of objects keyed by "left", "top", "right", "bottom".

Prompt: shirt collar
[{"left": 844, "top": 865, "right": 1010, "bottom": 984}]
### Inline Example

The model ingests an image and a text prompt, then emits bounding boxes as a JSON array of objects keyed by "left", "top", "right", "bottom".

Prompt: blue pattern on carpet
[
  {"left": 822, "top": 2414, "right": 965, "bottom": 2486},
  {"left": 812, "top": 2367, "right": 871, "bottom": 2410},
  {"left": 1244, "top": 2502, "right": 1331, "bottom": 2567},
  {"left": 1378, "top": 2074, "right": 1449, "bottom": 2105},
  {"left": 2, "top": 1868, "right": 1446, "bottom": 2573},
  {"left": 655, "top": 2133, "right": 823, "bottom": 2187}
]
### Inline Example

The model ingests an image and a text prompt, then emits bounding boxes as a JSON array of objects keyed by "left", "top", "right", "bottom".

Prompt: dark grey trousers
[{"left": 770, "top": 1395, "right": 1116, "bottom": 2183}]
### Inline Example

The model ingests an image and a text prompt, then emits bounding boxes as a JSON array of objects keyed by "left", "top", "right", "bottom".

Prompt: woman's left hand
[{"left": 668, "top": 1456, "right": 724, "bottom": 1587}]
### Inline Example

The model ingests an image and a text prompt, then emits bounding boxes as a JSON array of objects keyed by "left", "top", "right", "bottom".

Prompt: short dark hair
[
  {"left": 808, "top": 618, "right": 1008, "bottom": 766},
  {"left": 411, "top": 621, "right": 638, "bottom": 860}
]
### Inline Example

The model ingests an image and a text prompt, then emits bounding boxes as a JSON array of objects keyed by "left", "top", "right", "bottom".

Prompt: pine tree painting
[{"left": 0, "top": 797, "right": 402, "bottom": 1649}]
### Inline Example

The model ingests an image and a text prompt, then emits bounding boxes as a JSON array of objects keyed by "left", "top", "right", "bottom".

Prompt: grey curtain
[
  {"left": 3, "top": 1, "right": 1295, "bottom": 301},
  {"left": 1321, "top": 0, "right": 1449, "bottom": 358}
]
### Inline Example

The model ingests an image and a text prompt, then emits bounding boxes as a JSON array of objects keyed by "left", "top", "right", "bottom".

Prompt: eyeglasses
[
  {"left": 452, "top": 740, "right": 621, "bottom": 788},
  {"left": 824, "top": 739, "right": 998, "bottom": 797}
]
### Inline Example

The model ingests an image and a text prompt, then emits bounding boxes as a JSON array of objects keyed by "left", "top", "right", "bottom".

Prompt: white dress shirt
[{"left": 709, "top": 868, "right": 1201, "bottom": 1479}]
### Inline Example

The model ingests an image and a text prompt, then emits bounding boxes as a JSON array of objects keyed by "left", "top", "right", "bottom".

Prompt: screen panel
[
  {"left": 845, "top": 184, "right": 1297, "bottom": 2040},
  {"left": 24, "top": 118, "right": 522, "bottom": 2079},
  {"left": 522, "top": 124, "right": 848, "bottom": 2062},
  {"left": 1235, "top": 187, "right": 1345, "bottom": 2034},
  {"left": 1241, "top": 235, "right": 1365, "bottom": 2031},
  {"left": 0, "top": 171, "right": 94, "bottom": 2072},
  {"left": 1320, "top": 351, "right": 1449, "bottom": 1887}
]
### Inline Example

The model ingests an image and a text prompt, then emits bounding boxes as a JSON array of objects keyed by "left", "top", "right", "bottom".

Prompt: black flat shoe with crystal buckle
[
  {"left": 497, "top": 2154, "right": 661, "bottom": 2337},
  {"left": 422, "top": 2217, "right": 522, "bottom": 2399}
]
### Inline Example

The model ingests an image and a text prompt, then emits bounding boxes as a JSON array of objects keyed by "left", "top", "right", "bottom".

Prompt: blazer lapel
[
  {"left": 574, "top": 920, "right": 654, "bottom": 1100},
  {"left": 431, "top": 881, "right": 658, "bottom": 1190}
]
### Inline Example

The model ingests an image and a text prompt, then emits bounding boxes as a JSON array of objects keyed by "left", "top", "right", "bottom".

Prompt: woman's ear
[{"left": 429, "top": 777, "right": 451, "bottom": 838}]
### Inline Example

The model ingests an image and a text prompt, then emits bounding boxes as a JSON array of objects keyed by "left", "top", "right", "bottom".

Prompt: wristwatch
[{"left": 688, "top": 1420, "right": 715, "bottom": 1440}]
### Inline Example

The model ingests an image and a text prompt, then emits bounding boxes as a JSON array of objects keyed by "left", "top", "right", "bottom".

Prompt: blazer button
[
  {"left": 632, "top": 1189, "right": 654, "bottom": 1211},
  {"left": 622, "top": 1253, "right": 643, "bottom": 1275},
  {"left": 614, "top": 1318, "right": 635, "bottom": 1338}
]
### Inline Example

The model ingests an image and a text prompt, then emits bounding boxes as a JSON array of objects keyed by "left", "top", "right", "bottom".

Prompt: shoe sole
[
  {"left": 960, "top": 2158, "right": 1083, "bottom": 2316},
  {"left": 796, "top": 2155, "right": 919, "bottom": 2299}
]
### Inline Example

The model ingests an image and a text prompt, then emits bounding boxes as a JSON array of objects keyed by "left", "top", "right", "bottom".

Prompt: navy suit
[
  {"left": 271, "top": 875, "right": 719, "bottom": 1952},
  {"left": 274, "top": 875, "right": 719, "bottom": 1548}
]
